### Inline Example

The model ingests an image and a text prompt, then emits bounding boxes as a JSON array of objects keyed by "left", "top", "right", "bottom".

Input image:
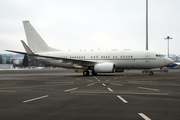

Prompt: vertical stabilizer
[{"left": 23, "top": 21, "right": 58, "bottom": 53}]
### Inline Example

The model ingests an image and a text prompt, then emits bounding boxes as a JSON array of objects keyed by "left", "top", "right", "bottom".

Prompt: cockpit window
[{"left": 156, "top": 54, "right": 165, "bottom": 58}]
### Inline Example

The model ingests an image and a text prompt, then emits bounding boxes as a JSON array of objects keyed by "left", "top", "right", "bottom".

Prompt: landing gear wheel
[
  {"left": 91, "top": 70, "right": 97, "bottom": 76},
  {"left": 149, "top": 71, "right": 153, "bottom": 76},
  {"left": 83, "top": 70, "right": 89, "bottom": 76}
]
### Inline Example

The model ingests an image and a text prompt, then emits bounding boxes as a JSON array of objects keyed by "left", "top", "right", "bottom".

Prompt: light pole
[
  {"left": 146, "top": 0, "right": 148, "bottom": 50},
  {"left": 164, "top": 36, "right": 173, "bottom": 58}
]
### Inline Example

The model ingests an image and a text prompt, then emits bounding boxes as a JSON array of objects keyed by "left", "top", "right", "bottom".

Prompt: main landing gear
[
  {"left": 91, "top": 70, "right": 97, "bottom": 76},
  {"left": 83, "top": 70, "right": 97, "bottom": 76},
  {"left": 83, "top": 70, "right": 89, "bottom": 76}
]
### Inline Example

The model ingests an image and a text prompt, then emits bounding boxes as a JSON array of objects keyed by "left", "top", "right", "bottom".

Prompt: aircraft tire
[
  {"left": 83, "top": 70, "right": 89, "bottom": 76},
  {"left": 149, "top": 71, "right": 153, "bottom": 76}
]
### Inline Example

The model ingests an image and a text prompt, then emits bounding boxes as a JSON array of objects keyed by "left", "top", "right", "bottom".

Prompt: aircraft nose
[{"left": 166, "top": 58, "right": 174, "bottom": 65}]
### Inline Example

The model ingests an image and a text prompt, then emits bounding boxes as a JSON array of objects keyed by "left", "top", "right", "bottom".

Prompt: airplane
[{"left": 6, "top": 21, "right": 174, "bottom": 76}]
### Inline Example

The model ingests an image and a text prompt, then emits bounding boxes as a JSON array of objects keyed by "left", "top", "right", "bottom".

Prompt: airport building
[
  {"left": 169, "top": 54, "right": 180, "bottom": 62},
  {"left": 0, "top": 55, "right": 13, "bottom": 69}
]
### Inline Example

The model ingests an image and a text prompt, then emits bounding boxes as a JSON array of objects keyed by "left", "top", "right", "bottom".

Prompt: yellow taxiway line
[
  {"left": 70, "top": 91, "right": 169, "bottom": 95},
  {"left": 0, "top": 90, "right": 16, "bottom": 92}
]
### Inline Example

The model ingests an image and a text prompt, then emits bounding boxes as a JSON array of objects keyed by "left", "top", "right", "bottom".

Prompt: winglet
[{"left": 21, "top": 40, "right": 34, "bottom": 55}]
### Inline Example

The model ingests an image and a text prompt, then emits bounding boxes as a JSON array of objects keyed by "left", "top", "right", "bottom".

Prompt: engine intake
[{"left": 94, "top": 63, "right": 115, "bottom": 73}]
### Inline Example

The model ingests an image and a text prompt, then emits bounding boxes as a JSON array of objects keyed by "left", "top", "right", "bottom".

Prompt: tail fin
[{"left": 23, "top": 21, "right": 59, "bottom": 53}]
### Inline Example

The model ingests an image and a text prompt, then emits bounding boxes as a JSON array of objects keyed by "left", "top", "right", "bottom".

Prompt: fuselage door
[{"left": 145, "top": 52, "right": 150, "bottom": 62}]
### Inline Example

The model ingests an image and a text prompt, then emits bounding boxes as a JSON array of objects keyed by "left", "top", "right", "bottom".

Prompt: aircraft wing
[
  {"left": 34, "top": 53, "right": 97, "bottom": 66},
  {"left": 6, "top": 49, "right": 97, "bottom": 67},
  {"left": 6, "top": 40, "right": 97, "bottom": 68}
]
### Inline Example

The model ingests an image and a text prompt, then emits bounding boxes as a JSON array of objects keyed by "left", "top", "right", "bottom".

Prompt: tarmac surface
[{"left": 0, "top": 68, "right": 180, "bottom": 120}]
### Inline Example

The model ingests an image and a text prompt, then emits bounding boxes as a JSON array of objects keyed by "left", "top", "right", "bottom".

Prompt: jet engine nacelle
[{"left": 94, "top": 63, "right": 115, "bottom": 73}]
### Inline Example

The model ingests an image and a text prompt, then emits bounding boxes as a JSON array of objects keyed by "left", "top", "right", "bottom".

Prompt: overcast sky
[{"left": 1, "top": 0, "right": 180, "bottom": 55}]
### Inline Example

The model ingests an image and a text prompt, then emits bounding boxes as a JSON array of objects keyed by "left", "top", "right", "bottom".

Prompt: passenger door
[{"left": 145, "top": 52, "right": 150, "bottom": 62}]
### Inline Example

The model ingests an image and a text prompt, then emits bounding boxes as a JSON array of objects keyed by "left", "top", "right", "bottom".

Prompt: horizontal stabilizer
[
  {"left": 21, "top": 40, "right": 34, "bottom": 55},
  {"left": 6, "top": 40, "right": 35, "bottom": 56},
  {"left": 6, "top": 50, "right": 27, "bottom": 55}
]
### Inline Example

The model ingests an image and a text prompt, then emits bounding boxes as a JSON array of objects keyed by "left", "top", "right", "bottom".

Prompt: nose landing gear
[
  {"left": 142, "top": 69, "right": 169, "bottom": 76},
  {"left": 149, "top": 71, "right": 153, "bottom": 76}
]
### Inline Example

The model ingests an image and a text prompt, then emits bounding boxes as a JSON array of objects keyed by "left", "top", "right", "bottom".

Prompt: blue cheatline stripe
[{"left": 77, "top": 58, "right": 156, "bottom": 61}]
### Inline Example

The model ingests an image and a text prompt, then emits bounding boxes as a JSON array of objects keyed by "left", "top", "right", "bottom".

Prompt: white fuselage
[{"left": 33, "top": 50, "right": 173, "bottom": 70}]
